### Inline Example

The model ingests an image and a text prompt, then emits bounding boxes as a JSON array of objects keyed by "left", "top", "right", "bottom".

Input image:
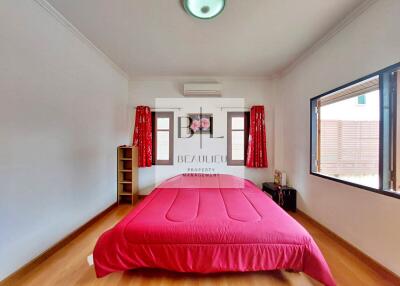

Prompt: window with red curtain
[
  {"left": 246, "top": 106, "right": 268, "bottom": 168},
  {"left": 133, "top": 106, "right": 152, "bottom": 167}
]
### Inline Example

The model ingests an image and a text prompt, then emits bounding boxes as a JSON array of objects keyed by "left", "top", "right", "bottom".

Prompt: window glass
[
  {"left": 319, "top": 89, "right": 380, "bottom": 188},
  {"left": 232, "top": 117, "right": 244, "bottom": 130},
  {"left": 157, "top": 117, "right": 169, "bottom": 129},
  {"left": 231, "top": 131, "right": 244, "bottom": 160},
  {"left": 156, "top": 131, "right": 170, "bottom": 160}
]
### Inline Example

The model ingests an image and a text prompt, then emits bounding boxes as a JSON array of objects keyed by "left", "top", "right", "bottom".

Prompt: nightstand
[{"left": 262, "top": 182, "right": 297, "bottom": 212}]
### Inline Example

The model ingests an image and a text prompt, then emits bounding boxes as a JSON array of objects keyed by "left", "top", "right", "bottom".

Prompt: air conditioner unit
[{"left": 183, "top": 83, "right": 222, "bottom": 97}]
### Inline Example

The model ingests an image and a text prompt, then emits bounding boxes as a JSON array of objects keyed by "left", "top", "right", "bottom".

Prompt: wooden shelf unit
[{"left": 117, "top": 146, "right": 138, "bottom": 205}]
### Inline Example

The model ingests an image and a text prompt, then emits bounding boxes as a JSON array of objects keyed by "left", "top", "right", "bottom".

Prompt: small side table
[{"left": 262, "top": 182, "right": 297, "bottom": 212}]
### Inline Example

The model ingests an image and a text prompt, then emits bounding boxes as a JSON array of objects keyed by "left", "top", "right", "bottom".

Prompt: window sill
[
  {"left": 227, "top": 162, "right": 245, "bottom": 166},
  {"left": 153, "top": 162, "right": 174, "bottom": 166},
  {"left": 309, "top": 172, "right": 400, "bottom": 200}
]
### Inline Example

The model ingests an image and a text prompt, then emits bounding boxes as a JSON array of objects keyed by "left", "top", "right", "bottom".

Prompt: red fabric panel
[
  {"left": 246, "top": 106, "right": 268, "bottom": 168},
  {"left": 133, "top": 106, "right": 152, "bottom": 167}
]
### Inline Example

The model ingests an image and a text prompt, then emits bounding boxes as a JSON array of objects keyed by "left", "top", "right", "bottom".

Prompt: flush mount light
[{"left": 184, "top": 0, "right": 225, "bottom": 20}]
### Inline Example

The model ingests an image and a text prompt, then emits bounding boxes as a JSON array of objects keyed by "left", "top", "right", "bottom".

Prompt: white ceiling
[{"left": 47, "top": 0, "right": 366, "bottom": 78}]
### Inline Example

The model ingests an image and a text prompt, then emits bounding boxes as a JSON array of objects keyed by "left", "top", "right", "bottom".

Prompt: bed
[{"left": 93, "top": 174, "right": 335, "bottom": 286}]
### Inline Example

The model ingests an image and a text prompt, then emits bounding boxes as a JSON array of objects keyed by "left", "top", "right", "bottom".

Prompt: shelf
[
  {"left": 119, "top": 192, "right": 133, "bottom": 196},
  {"left": 117, "top": 146, "right": 138, "bottom": 206}
]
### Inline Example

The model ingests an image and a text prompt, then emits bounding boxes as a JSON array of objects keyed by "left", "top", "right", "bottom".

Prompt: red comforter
[{"left": 94, "top": 174, "right": 335, "bottom": 286}]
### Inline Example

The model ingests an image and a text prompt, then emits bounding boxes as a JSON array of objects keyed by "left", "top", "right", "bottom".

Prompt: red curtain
[
  {"left": 246, "top": 106, "right": 268, "bottom": 168},
  {"left": 133, "top": 106, "right": 152, "bottom": 167}
]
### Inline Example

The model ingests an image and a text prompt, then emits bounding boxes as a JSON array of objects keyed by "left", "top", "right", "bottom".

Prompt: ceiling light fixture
[{"left": 183, "top": 0, "right": 225, "bottom": 20}]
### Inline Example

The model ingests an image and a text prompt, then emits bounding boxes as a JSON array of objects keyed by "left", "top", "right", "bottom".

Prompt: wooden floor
[{"left": 2, "top": 204, "right": 397, "bottom": 286}]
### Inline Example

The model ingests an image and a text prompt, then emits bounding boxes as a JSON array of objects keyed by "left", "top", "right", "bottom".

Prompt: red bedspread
[{"left": 94, "top": 174, "right": 335, "bottom": 286}]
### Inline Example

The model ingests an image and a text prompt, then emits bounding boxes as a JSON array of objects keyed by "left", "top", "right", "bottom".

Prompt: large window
[
  {"left": 227, "top": 112, "right": 250, "bottom": 165},
  {"left": 152, "top": 112, "right": 174, "bottom": 165},
  {"left": 310, "top": 63, "right": 400, "bottom": 199}
]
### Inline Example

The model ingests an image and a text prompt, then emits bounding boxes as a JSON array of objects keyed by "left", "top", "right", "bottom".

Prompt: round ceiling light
[{"left": 184, "top": 0, "right": 225, "bottom": 20}]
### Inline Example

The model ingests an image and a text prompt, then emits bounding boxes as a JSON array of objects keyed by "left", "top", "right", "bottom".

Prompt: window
[
  {"left": 310, "top": 62, "right": 400, "bottom": 199},
  {"left": 357, "top": 95, "right": 366, "bottom": 105},
  {"left": 227, "top": 112, "right": 250, "bottom": 165},
  {"left": 152, "top": 112, "right": 174, "bottom": 165}
]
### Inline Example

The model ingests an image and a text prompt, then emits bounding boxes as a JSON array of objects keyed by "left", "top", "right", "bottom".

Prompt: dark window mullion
[
  {"left": 310, "top": 100, "right": 319, "bottom": 173},
  {"left": 380, "top": 72, "right": 393, "bottom": 190},
  {"left": 393, "top": 71, "right": 399, "bottom": 191}
]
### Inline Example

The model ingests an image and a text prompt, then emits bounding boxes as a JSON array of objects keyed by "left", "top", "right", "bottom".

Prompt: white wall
[
  {"left": 276, "top": 0, "right": 400, "bottom": 275},
  {"left": 0, "top": 0, "right": 129, "bottom": 280},
  {"left": 129, "top": 78, "right": 276, "bottom": 194}
]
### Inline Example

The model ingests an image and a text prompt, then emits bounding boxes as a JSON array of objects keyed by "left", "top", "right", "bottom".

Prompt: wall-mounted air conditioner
[{"left": 183, "top": 83, "right": 222, "bottom": 97}]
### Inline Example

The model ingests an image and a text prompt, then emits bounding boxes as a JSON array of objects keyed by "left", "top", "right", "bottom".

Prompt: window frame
[
  {"left": 309, "top": 62, "right": 400, "bottom": 199},
  {"left": 227, "top": 111, "right": 250, "bottom": 166},
  {"left": 152, "top": 111, "right": 174, "bottom": 165}
]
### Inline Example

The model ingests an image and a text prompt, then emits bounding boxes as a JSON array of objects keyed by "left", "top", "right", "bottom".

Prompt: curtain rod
[
  {"left": 133, "top": 106, "right": 251, "bottom": 111},
  {"left": 218, "top": 107, "right": 250, "bottom": 111},
  {"left": 133, "top": 106, "right": 182, "bottom": 111}
]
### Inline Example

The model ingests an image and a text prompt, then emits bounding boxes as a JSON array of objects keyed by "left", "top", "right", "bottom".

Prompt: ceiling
[{"left": 47, "top": 0, "right": 366, "bottom": 78}]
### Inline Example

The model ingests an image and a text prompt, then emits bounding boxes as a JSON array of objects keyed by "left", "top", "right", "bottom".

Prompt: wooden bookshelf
[{"left": 117, "top": 146, "right": 138, "bottom": 205}]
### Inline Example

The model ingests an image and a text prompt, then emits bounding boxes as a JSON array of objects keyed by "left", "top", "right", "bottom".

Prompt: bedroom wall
[
  {"left": 275, "top": 0, "right": 400, "bottom": 275},
  {"left": 0, "top": 0, "right": 129, "bottom": 280},
  {"left": 129, "top": 78, "right": 276, "bottom": 194}
]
